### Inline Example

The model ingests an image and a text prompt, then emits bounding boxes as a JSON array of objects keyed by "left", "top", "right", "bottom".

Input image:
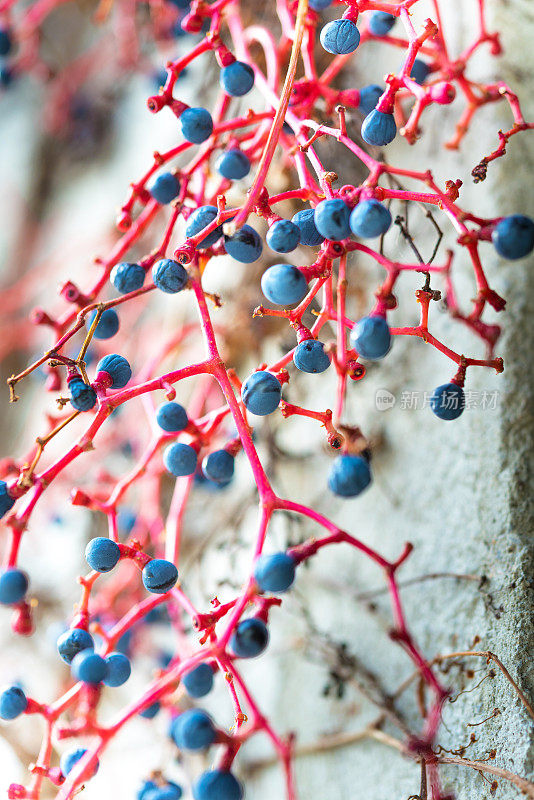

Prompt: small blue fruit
[
  {"left": 230, "top": 618, "right": 269, "bottom": 658},
  {"left": 152, "top": 258, "right": 189, "bottom": 293},
  {"left": 224, "top": 224, "right": 263, "bottom": 263},
  {"left": 410, "top": 58, "right": 431, "bottom": 85},
  {"left": 314, "top": 198, "right": 351, "bottom": 240},
  {"left": 358, "top": 84, "right": 383, "bottom": 115},
  {"left": 293, "top": 340, "right": 331, "bottom": 373},
  {"left": 182, "top": 663, "right": 214, "bottom": 698},
  {"left": 163, "top": 443, "right": 197, "bottom": 476},
  {"left": 193, "top": 770, "right": 243, "bottom": 800},
  {"left": 96, "top": 354, "right": 132, "bottom": 388},
  {"left": 139, "top": 702, "right": 160, "bottom": 718},
  {"left": 147, "top": 784, "right": 183, "bottom": 800},
  {"left": 156, "top": 401, "right": 189, "bottom": 432},
  {"left": 241, "top": 371, "right": 282, "bottom": 416},
  {"left": 0, "top": 569, "right": 28, "bottom": 604},
  {"left": 57, "top": 628, "right": 94, "bottom": 664},
  {"left": 186, "top": 206, "right": 223, "bottom": 248},
  {"left": 308, "top": 0, "right": 332, "bottom": 9},
  {"left": 220, "top": 61, "right": 254, "bottom": 96},
  {"left": 328, "top": 455, "right": 372, "bottom": 498},
  {"left": 180, "top": 108, "right": 213, "bottom": 144},
  {"left": 88, "top": 308, "right": 120, "bottom": 340},
  {"left": 0, "top": 481, "right": 15, "bottom": 518},
  {"left": 103, "top": 652, "right": 131, "bottom": 687},
  {"left": 320, "top": 19, "right": 360, "bottom": 54},
  {"left": 492, "top": 215, "right": 534, "bottom": 260},
  {"left": 60, "top": 748, "right": 99, "bottom": 778},
  {"left": 110, "top": 262, "right": 145, "bottom": 294},
  {"left": 254, "top": 552, "right": 295, "bottom": 593},
  {"left": 69, "top": 378, "right": 97, "bottom": 411},
  {"left": 266, "top": 219, "right": 301, "bottom": 253},
  {"left": 149, "top": 172, "right": 180, "bottom": 204},
  {"left": 368, "top": 11, "right": 395, "bottom": 36},
  {"left": 350, "top": 199, "right": 392, "bottom": 238},
  {"left": 0, "top": 686, "right": 27, "bottom": 720},
  {"left": 0, "top": 28, "right": 12, "bottom": 57},
  {"left": 430, "top": 383, "right": 465, "bottom": 421},
  {"left": 202, "top": 450, "right": 234, "bottom": 483},
  {"left": 85, "top": 537, "right": 121, "bottom": 573},
  {"left": 71, "top": 649, "right": 108, "bottom": 684},
  {"left": 216, "top": 149, "right": 250, "bottom": 180},
  {"left": 350, "top": 315, "right": 392, "bottom": 360},
  {"left": 261, "top": 264, "right": 308, "bottom": 306},
  {"left": 291, "top": 208, "right": 325, "bottom": 246},
  {"left": 170, "top": 708, "right": 216, "bottom": 750},
  {"left": 142, "top": 559, "right": 178, "bottom": 593},
  {"left": 361, "top": 109, "right": 397, "bottom": 146}
]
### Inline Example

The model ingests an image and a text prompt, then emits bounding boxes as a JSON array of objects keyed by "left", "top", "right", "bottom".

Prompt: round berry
[
  {"left": 87, "top": 308, "right": 119, "bottom": 339},
  {"left": 492, "top": 214, "right": 534, "bottom": 260},
  {"left": 71, "top": 649, "right": 108, "bottom": 685},
  {"left": 138, "top": 780, "right": 158, "bottom": 800},
  {"left": 96, "top": 354, "right": 132, "bottom": 388},
  {"left": 170, "top": 708, "right": 216, "bottom": 750},
  {"left": 328, "top": 455, "right": 372, "bottom": 498},
  {"left": 410, "top": 58, "right": 431, "bottom": 85},
  {"left": 60, "top": 748, "right": 99, "bottom": 778},
  {"left": 314, "top": 198, "right": 351, "bottom": 241},
  {"left": 139, "top": 702, "right": 160, "bottom": 718},
  {"left": 0, "top": 64, "right": 13, "bottom": 88},
  {"left": 0, "top": 686, "right": 27, "bottom": 720},
  {"left": 186, "top": 206, "right": 223, "bottom": 248},
  {"left": 358, "top": 84, "right": 383, "bottom": 115},
  {"left": 182, "top": 663, "right": 214, "bottom": 698},
  {"left": 180, "top": 107, "right": 213, "bottom": 143},
  {"left": 216, "top": 149, "right": 250, "bottom": 180},
  {"left": 350, "top": 315, "right": 392, "bottom": 360},
  {"left": 202, "top": 450, "right": 234, "bottom": 483},
  {"left": 430, "top": 383, "right": 465, "bottom": 421},
  {"left": 0, "top": 29, "right": 12, "bottom": 57},
  {"left": 261, "top": 264, "right": 308, "bottom": 306},
  {"left": 320, "top": 19, "right": 360, "bottom": 54},
  {"left": 291, "top": 208, "right": 325, "bottom": 246},
  {"left": 350, "top": 199, "right": 392, "bottom": 239},
  {"left": 110, "top": 262, "right": 145, "bottom": 294},
  {"left": 193, "top": 770, "right": 243, "bottom": 800},
  {"left": 57, "top": 628, "right": 94, "bottom": 664},
  {"left": 163, "top": 442, "right": 197, "bottom": 476},
  {"left": 149, "top": 172, "right": 180, "bottom": 205},
  {"left": 368, "top": 11, "right": 395, "bottom": 36},
  {"left": 156, "top": 401, "right": 188, "bottom": 432},
  {"left": 142, "top": 559, "right": 178, "bottom": 594},
  {"left": 224, "top": 224, "right": 263, "bottom": 263},
  {"left": 152, "top": 258, "right": 188, "bottom": 294},
  {"left": 85, "top": 537, "right": 121, "bottom": 573},
  {"left": 241, "top": 371, "right": 282, "bottom": 416},
  {"left": 148, "top": 784, "right": 183, "bottom": 800},
  {"left": 361, "top": 109, "right": 397, "bottom": 146},
  {"left": 0, "top": 481, "right": 16, "bottom": 519},
  {"left": 254, "top": 552, "right": 296, "bottom": 593},
  {"left": 230, "top": 618, "right": 269, "bottom": 658},
  {"left": 103, "top": 652, "right": 131, "bottom": 687},
  {"left": 0, "top": 569, "right": 28, "bottom": 604},
  {"left": 266, "top": 219, "right": 301, "bottom": 253},
  {"left": 308, "top": 0, "right": 332, "bottom": 9},
  {"left": 69, "top": 378, "right": 97, "bottom": 412},
  {"left": 293, "top": 340, "right": 330, "bottom": 373},
  {"left": 220, "top": 61, "right": 255, "bottom": 96}
]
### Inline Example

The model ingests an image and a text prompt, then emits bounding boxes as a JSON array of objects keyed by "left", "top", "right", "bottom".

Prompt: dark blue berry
[
  {"left": 314, "top": 198, "right": 351, "bottom": 240},
  {"left": 368, "top": 11, "right": 395, "bottom": 36},
  {"left": 430, "top": 383, "right": 465, "bottom": 421},
  {"left": 69, "top": 378, "right": 97, "bottom": 411},
  {"left": 149, "top": 172, "right": 180, "bottom": 204},
  {"left": 111, "top": 262, "right": 145, "bottom": 294},
  {"left": 193, "top": 770, "right": 243, "bottom": 800},
  {"left": 180, "top": 108, "right": 213, "bottom": 143},
  {"left": 0, "top": 63, "right": 13, "bottom": 88},
  {"left": 60, "top": 748, "right": 99, "bottom": 778},
  {"left": 0, "top": 569, "right": 28, "bottom": 604},
  {"left": 492, "top": 215, "right": 534, "bottom": 260},
  {"left": 358, "top": 84, "right": 383, "bottom": 115},
  {"left": 0, "top": 29, "right": 12, "bottom": 57},
  {"left": 182, "top": 663, "right": 214, "bottom": 698},
  {"left": 85, "top": 537, "right": 121, "bottom": 573},
  {"left": 291, "top": 208, "right": 325, "bottom": 246},
  {"left": 152, "top": 258, "right": 189, "bottom": 293},
  {"left": 186, "top": 206, "right": 223, "bottom": 248},
  {"left": 202, "top": 450, "right": 234, "bottom": 483},
  {"left": 57, "top": 628, "right": 94, "bottom": 664},
  {"left": 139, "top": 702, "right": 160, "bottom": 718},
  {"left": 163, "top": 443, "right": 197, "bottom": 476},
  {"left": 308, "top": 0, "right": 332, "bottom": 9},
  {"left": 96, "top": 354, "right": 132, "bottom": 388},
  {"left": 350, "top": 199, "right": 392, "bottom": 238},
  {"left": 266, "top": 219, "right": 301, "bottom": 253},
  {"left": 71, "top": 650, "right": 108, "bottom": 684},
  {"left": 138, "top": 780, "right": 158, "bottom": 800},
  {"left": 156, "top": 401, "right": 189, "bottom": 432},
  {"left": 261, "top": 264, "right": 308, "bottom": 306},
  {"left": 142, "top": 559, "right": 178, "bottom": 594},
  {"left": 0, "top": 481, "right": 16, "bottom": 518},
  {"left": 220, "top": 61, "right": 255, "bottom": 96},
  {"left": 147, "top": 784, "right": 183, "bottom": 800},
  {"left": 230, "top": 618, "right": 269, "bottom": 658},
  {"left": 118, "top": 508, "right": 137, "bottom": 533},
  {"left": 350, "top": 315, "right": 392, "bottom": 360},
  {"left": 241, "top": 371, "right": 282, "bottom": 416},
  {"left": 224, "top": 224, "right": 263, "bottom": 263},
  {"left": 293, "top": 340, "right": 330, "bottom": 373},
  {"left": 0, "top": 686, "right": 27, "bottom": 720},
  {"left": 361, "top": 109, "right": 397, "bottom": 146},
  {"left": 88, "top": 308, "right": 120, "bottom": 340},
  {"left": 410, "top": 58, "right": 431, "bottom": 85},
  {"left": 328, "top": 455, "right": 372, "bottom": 498},
  {"left": 254, "top": 552, "right": 295, "bottom": 593},
  {"left": 171, "top": 708, "right": 216, "bottom": 750},
  {"left": 103, "top": 652, "right": 131, "bottom": 687},
  {"left": 216, "top": 149, "right": 250, "bottom": 180},
  {"left": 320, "top": 19, "right": 360, "bottom": 54}
]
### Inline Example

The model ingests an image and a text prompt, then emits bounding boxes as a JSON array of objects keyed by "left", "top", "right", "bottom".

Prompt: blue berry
[
  {"left": 202, "top": 450, "right": 234, "bottom": 483},
  {"left": 85, "top": 537, "right": 121, "bottom": 573},
  {"left": 430, "top": 383, "right": 465, "bottom": 421},
  {"left": 139, "top": 702, "right": 160, "bottom": 718},
  {"left": 118, "top": 508, "right": 137, "bottom": 533},
  {"left": 293, "top": 340, "right": 330, "bottom": 373},
  {"left": 492, "top": 214, "right": 534, "bottom": 260},
  {"left": 182, "top": 663, "right": 214, "bottom": 698},
  {"left": 308, "top": 0, "right": 332, "bottom": 9},
  {"left": 220, "top": 61, "right": 254, "bottom": 96},
  {"left": 88, "top": 308, "right": 120, "bottom": 340},
  {"left": 71, "top": 649, "right": 108, "bottom": 684},
  {"left": 57, "top": 628, "right": 94, "bottom": 664},
  {"left": 320, "top": 19, "right": 360, "bottom": 54},
  {"left": 230, "top": 618, "right": 269, "bottom": 658},
  {"left": 180, "top": 107, "right": 213, "bottom": 143},
  {"left": 0, "top": 64, "right": 13, "bottom": 88},
  {"left": 254, "top": 552, "right": 295, "bottom": 593},
  {"left": 291, "top": 208, "right": 325, "bottom": 246},
  {"left": 216, "top": 149, "right": 250, "bottom": 180},
  {"left": 368, "top": 11, "right": 396, "bottom": 36},
  {"left": 149, "top": 172, "right": 180, "bottom": 204},
  {"left": 0, "top": 481, "right": 16, "bottom": 518},
  {"left": 0, "top": 569, "right": 28, "bottom": 604},
  {"left": 152, "top": 258, "right": 188, "bottom": 293},
  {"left": 261, "top": 264, "right": 308, "bottom": 306},
  {"left": 0, "top": 29, "right": 12, "bottom": 57},
  {"left": 156, "top": 401, "right": 189, "bottom": 432},
  {"left": 103, "top": 652, "right": 131, "bottom": 687},
  {"left": 410, "top": 58, "right": 431, "bottom": 85},
  {"left": 170, "top": 708, "right": 216, "bottom": 750},
  {"left": 147, "top": 784, "right": 183, "bottom": 800},
  {"left": 167, "top": 0, "right": 190, "bottom": 8},
  {"left": 224, "top": 224, "right": 263, "bottom": 263},
  {"left": 314, "top": 198, "right": 351, "bottom": 240},
  {"left": 193, "top": 770, "right": 243, "bottom": 800},
  {"left": 0, "top": 686, "right": 27, "bottom": 720},
  {"left": 142, "top": 559, "right": 178, "bottom": 593},
  {"left": 138, "top": 780, "right": 158, "bottom": 800},
  {"left": 69, "top": 378, "right": 97, "bottom": 411},
  {"left": 186, "top": 206, "right": 223, "bottom": 248},
  {"left": 350, "top": 199, "right": 392, "bottom": 238},
  {"left": 266, "top": 219, "right": 301, "bottom": 253},
  {"left": 241, "top": 371, "right": 282, "bottom": 416},
  {"left": 96, "top": 354, "right": 132, "bottom": 388},
  {"left": 163, "top": 442, "right": 197, "bottom": 476},
  {"left": 350, "top": 315, "right": 392, "bottom": 360},
  {"left": 60, "top": 748, "right": 99, "bottom": 778},
  {"left": 328, "top": 455, "right": 372, "bottom": 498},
  {"left": 111, "top": 262, "right": 145, "bottom": 293},
  {"left": 361, "top": 109, "right": 397, "bottom": 146},
  {"left": 358, "top": 84, "right": 383, "bottom": 115}
]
